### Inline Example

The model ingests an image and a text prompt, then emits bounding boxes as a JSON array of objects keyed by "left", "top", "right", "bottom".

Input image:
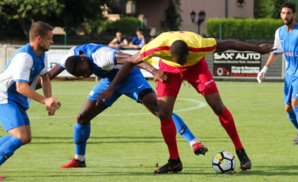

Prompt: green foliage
[
  {"left": 254, "top": 0, "right": 298, "bottom": 21},
  {"left": 254, "top": 0, "right": 275, "bottom": 18},
  {"left": 0, "top": 0, "right": 105, "bottom": 36},
  {"left": 206, "top": 18, "right": 283, "bottom": 39},
  {"left": 99, "top": 17, "right": 142, "bottom": 36},
  {"left": 164, "top": 0, "right": 182, "bottom": 31},
  {"left": 0, "top": 0, "right": 64, "bottom": 35}
]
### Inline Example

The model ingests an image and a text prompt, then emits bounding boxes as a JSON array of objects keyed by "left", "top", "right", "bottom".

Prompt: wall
[{"left": 179, "top": 0, "right": 254, "bottom": 35}]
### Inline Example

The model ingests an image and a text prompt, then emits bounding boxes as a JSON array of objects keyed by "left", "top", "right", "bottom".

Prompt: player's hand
[
  {"left": 257, "top": 44, "right": 276, "bottom": 54},
  {"left": 44, "top": 97, "right": 61, "bottom": 115},
  {"left": 257, "top": 66, "right": 268, "bottom": 84},
  {"left": 152, "top": 69, "right": 169, "bottom": 83},
  {"left": 257, "top": 72, "right": 266, "bottom": 84},
  {"left": 46, "top": 106, "right": 57, "bottom": 116},
  {"left": 96, "top": 89, "right": 113, "bottom": 106}
]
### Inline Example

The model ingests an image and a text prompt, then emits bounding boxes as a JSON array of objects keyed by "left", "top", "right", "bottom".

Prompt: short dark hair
[
  {"left": 29, "top": 21, "right": 53, "bottom": 41},
  {"left": 65, "top": 56, "right": 83, "bottom": 76},
  {"left": 136, "top": 28, "right": 143, "bottom": 32},
  {"left": 170, "top": 40, "right": 189, "bottom": 58},
  {"left": 281, "top": 2, "right": 296, "bottom": 13}
]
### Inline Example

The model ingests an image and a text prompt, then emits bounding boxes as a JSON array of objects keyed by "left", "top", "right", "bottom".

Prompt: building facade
[{"left": 105, "top": 0, "right": 254, "bottom": 36}]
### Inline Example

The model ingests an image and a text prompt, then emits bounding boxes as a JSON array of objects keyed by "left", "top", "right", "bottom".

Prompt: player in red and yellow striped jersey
[{"left": 98, "top": 31, "right": 274, "bottom": 173}]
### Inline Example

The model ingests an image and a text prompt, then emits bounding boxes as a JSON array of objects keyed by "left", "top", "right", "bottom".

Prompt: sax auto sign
[{"left": 213, "top": 51, "right": 261, "bottom": 77}]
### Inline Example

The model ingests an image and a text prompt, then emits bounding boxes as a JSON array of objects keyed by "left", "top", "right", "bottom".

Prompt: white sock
[
  {"left": 190, "top": 138, "right": 200, "bottom": 147},
  {"left": 75, "top": 155, "right": 85, "bottom": 161}
]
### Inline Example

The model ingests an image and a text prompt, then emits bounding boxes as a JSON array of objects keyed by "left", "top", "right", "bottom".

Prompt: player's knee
[
  {"left": 285, "top": 105, "right": 293, "bottom": 112},
  {"left": 17, "top": 135, "right": 31, "bottom": 144},
  {"left": 158, "top": 110, "right": 172, "bottom": 119},
  {"left": 211, "top": 104, "right": 225, "bottom": 115},
  {"left": 76, "top": 113, "right": 90, "bottom": 125}
]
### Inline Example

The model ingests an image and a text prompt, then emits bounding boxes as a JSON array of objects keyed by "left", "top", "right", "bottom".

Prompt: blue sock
[
  {"left": 74, "top": 123, "right": 91, "bottom": 155},
  {"left": 0, "top": 134, "right": 12, "bottom": 146},
  {"left": 0, "top": 136, "right": 23, "bottom": 165},
  {"left": 172, "top": 113, "right": 196, "bottom": 143},
  {"left": 290, "top": 108, "right": 298, "bottom": 130}
]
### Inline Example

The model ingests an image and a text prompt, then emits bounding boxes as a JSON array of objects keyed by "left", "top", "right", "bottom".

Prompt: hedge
[{"left": 206, "top": 18, "right": 283, "bottom": 40}]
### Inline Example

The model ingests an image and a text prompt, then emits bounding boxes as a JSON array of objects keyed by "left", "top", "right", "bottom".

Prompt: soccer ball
[{"left": 212, "top": 151, "right": 236, "bottom": 173}]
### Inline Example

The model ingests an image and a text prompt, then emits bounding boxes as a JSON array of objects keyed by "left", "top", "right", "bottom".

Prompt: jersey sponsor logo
[
  {"left": 89, "top": 91, "right": 94, "bottom": 96},
  {"left": 284, "top": 52, "right": 298, "bottom": 57}
]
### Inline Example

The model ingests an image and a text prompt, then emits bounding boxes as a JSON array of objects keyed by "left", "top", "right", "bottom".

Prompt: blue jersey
[
  {"left": 59, "top": 43, "right": 140, "bottom": 80},
  {"left": 274, "top": 24, "right": 298, "bottom": 76},
  {"left": 131, "top": 36, "right": 147, "bottom": 48},
  {"left": 0, "top": 44, "right": 48, "bottom": 109}
]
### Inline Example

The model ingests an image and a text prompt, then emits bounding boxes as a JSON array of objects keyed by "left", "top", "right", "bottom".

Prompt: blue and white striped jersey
[
  {"left": 59, "top": 43, "right": 124, "bottom": 79},
  {"left": 0, "top": 43, "right": 48, "bottom": 109},
  {"left": 273, "top": 24, "right": 298, "bottom": 76}
]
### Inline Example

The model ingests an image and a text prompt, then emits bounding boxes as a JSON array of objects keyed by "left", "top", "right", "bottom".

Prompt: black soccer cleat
[
  {"left": 236, "top": 148, "right": 251, "bottom": 170},
  {"left": 154, "top": 158, "right": 183, "bottom": 174}
]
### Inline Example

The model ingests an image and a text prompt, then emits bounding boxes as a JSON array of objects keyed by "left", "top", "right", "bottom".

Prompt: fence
[{"left": 0, "top": 44, "right": 285, "bottom": 81}]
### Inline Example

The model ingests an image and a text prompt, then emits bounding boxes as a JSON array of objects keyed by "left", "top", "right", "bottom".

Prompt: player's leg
[
  {"left": 153, "top": 69, "right": 184, "bottom": 174},
  {"left": 60, "top": 98, "right": 108, "bottom": 168},
  {"left": 61, "top": 79, "right": 119, "bottom": 168},
  {"left": 153, "top": 95, "right": 182, "bottom": 174},
  {"left": 284, "top": 76, "right": 298, "bottom": 143},
  {"left": 140, "top": 89, "right": 206, "bottom": 155},
  {"left": 121, "top": 67, "right": 182, "bottom": 173},
  {"left": 185, "top": 60, "right": 251, "bottom": 170},
  {"left": 171, "top": 113, "right": 207, "bottom": 155},
  {"left": 0, "top": 102, "right": 31, "bottom": 165}
]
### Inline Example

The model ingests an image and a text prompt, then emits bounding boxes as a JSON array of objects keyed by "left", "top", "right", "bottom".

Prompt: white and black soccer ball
[{"left": 212, "top": 151, "right": 236, "bottom": 173}]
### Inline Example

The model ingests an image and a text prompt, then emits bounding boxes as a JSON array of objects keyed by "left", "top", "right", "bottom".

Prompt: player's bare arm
[
  {"left": 215, "top": 40, "right": 275, "bottom": 54},
  {"left": 137, "top": 61, "right": 168, "bottom": 83},
  {"left": 35, "top": 64, "right": 64, "bottom": 89},
  {"left": 41, "top": 74, "right": 52, "bottom": 98},
  {"left": 96, "top": 61, "right": 135, "bottom": 105},
  {"left": 114, "top": 52, "right": 132, "bottom": 64},
  {"left": 40, "top": 74, "right": 58, "bottom": 115},
  {"left": 16, "top": 82, "right": 61, "bottom": 114}
]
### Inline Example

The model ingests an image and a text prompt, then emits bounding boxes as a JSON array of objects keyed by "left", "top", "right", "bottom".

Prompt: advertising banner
[{"left": 213, "top": 51, "right": 261, "bottom": 77}]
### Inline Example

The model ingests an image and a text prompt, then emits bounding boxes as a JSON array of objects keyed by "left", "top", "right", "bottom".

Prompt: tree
[
  {"left": 254, "top": 0, "right": 274, "bottom": 18},
  {"left": 254, "top": 0, "right": 298, "bottom": 20},
  {"left": 164, "top": 0, "right": 182, "bottom": 31},
  {"left": 0, "top": 0, "right": 106, "bottom": 37}
]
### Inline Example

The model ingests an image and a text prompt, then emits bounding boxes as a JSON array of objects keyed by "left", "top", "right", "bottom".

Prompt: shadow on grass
[
  {"left": 31, "top": 136, "right": 231, "bottom": 145},
  {"left": 4, "top": 165, "right": 298, "bottom": 178}
]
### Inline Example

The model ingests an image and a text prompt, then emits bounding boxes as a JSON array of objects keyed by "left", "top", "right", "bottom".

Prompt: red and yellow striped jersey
[{"left": 140, "top": 31, "right": 217, "bottom": 67}]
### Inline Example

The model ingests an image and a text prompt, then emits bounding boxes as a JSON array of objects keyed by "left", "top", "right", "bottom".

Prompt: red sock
[
  {"left": 160, "top": 117, "right": 179, "bottom": 160},
  {"left": 217, "top": 107, "right": 243, "bottom": 150}
]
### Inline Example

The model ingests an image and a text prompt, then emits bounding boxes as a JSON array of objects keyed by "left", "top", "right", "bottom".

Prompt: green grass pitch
[{"left": 0, "top": 80, "right": 297, "bottom": 182}]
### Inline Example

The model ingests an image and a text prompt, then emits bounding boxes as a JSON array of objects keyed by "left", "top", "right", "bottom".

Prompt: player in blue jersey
[
  {"left": 36, "top": 43, "right": 207, "bottom": 168},
  {"left": 257, "top": 2, "right": 298, "bottom": 144},
  {"left": 0, "top": 21, "right": 61, "bottom": 179}
]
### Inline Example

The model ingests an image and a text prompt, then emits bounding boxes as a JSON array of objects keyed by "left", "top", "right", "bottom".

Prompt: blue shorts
[
  {"left": 284, "top": 74, "right": 298, "bottom": 105},
  {"left": 88, "top": 68, "right": 153, "bottom": 107},
  {"left": 0, "top": 100, "right": 30, "bottom": 132}
]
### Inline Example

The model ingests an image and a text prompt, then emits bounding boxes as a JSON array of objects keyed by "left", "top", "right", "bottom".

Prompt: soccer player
[
  {"left": 0, "top": 21, "right": 61, "bottom": 179},
  {"left": 257, "top": 2, "right": 298, "bottom": 145},
  {"left": 98, "top": 31, "right": 274, "bottom": 173},
  {"left": 36, "top": 43, "right": 207, "bottom": 169}
]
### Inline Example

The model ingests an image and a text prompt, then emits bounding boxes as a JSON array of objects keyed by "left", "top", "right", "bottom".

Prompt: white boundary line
[{"left": 31, "top": 98, "right": 207, "bottom": 119}]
